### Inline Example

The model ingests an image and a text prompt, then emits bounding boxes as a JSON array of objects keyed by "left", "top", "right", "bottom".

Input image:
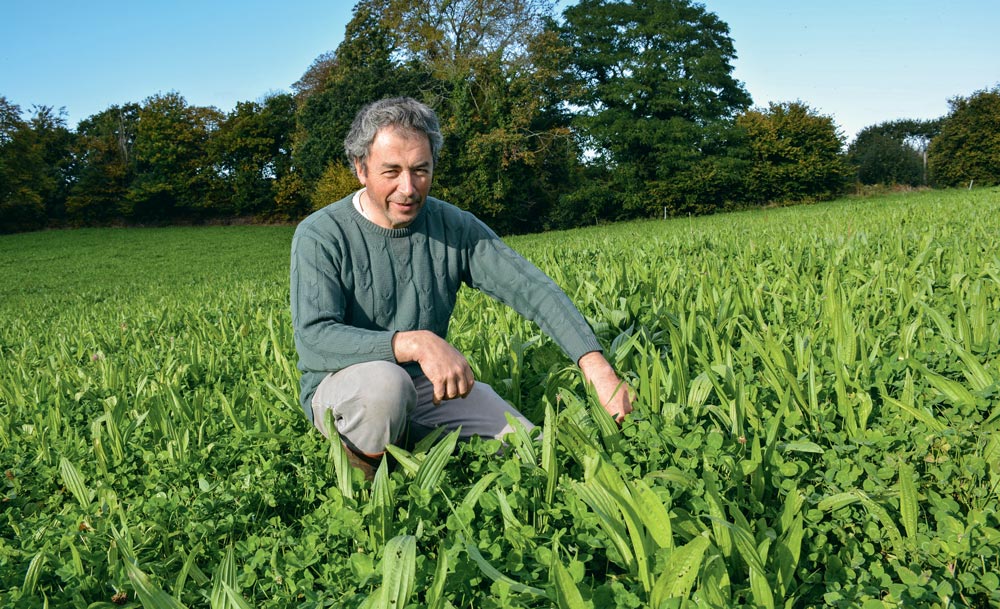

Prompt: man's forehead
[
  {"left": 369, "top": 127, "right": 433, "bottom": 162},
  {"left": 374, "top": 125, "right": 430, "bottom": 145}
]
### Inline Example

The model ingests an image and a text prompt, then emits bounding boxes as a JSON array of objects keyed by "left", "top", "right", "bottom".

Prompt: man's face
[{"left": 355, "top": 126, "right": 433, "bottom": 230}]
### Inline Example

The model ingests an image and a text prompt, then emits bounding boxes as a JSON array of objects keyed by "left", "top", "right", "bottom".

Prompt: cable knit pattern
[{"left": 290, "top": 193, "right": 603, "bottom": 420}]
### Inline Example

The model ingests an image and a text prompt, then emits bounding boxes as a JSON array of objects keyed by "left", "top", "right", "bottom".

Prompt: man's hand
[
  {"left": 578, "top": 351, "right": 633, "bottom": 423},
  {"left": 393, "top": 330, "right": 474, "bottom": 404}
]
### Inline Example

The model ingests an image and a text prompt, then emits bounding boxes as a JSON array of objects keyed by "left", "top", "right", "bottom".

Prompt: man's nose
[{"left": 398, "top": 172, "right": 416, "bottom": 196}]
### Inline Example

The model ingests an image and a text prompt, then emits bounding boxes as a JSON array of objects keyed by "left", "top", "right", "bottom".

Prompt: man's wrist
[{"left": 578, "top": 350, "right": 614, "bottom": 381}]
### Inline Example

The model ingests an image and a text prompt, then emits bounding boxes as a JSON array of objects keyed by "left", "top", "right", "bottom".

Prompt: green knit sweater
[{"left": 290, "top": 193, "right": 603, "bottom": 420}]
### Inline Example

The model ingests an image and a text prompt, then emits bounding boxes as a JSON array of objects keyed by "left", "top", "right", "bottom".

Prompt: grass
[{"left": 2, "top": 188, "right": 1000, "bottom": 608}]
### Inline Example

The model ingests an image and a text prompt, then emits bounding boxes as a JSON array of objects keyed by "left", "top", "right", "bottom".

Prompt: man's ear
[{"left": 354, "top": 159, "right": 367, "bottom": 185}]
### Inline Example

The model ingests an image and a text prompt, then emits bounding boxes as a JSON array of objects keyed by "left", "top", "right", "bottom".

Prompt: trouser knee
[{"left": 311, "top": 361, "right": 417, "bottom": 456}]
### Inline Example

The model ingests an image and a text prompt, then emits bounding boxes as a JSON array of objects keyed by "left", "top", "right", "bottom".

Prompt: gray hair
[{"left": 344, "top": 97, "right": 443, "bottom": 173}]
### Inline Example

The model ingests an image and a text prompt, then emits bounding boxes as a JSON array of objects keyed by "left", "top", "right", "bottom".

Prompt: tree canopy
[
  {"left": 737, "top": 102, "right": 851, "bottom": 204},
  {"left": 559, "top": 0, "right": 752, "bottom": 218},
  {"left": 928, "top": 86, "right": 1000, "bottom": 188},
  {"left": 846, "top": 118, "right": 942, "bottom": 186},
  {"left": 2, "top": 2, "right": 995, "bottom": 234}
]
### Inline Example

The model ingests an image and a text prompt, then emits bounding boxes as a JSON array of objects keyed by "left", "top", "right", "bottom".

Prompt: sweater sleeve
[
  {"left": 290, "top": 224, "right": 396, "bottom": 374},
  {"left": 463, "top": 219, "right": 603, "bottom": 364}
]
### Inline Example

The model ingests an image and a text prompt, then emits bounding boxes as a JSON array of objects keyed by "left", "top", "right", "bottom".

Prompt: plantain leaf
[
  {"left": 898, "top": 462, "right": 920, "bottom": 542},
  {"left": 380, "top": 535, "right": 416, "bottom": 609},
  {"left": 650, "top": 535, "right": 710, "bottom": 606}
]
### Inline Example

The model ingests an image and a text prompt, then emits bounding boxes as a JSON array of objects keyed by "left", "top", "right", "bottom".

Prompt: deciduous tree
[
  {"left": 66, "top": 104, "right": 140, "bottom": 224},
  {"left": 293, "top": 0, "right": 426, "bottom": 191},
  {"left": 429, "top": 25, "right": 580, "bottom": 233},
  {"left": 928, "top": 85, "right": 1000, "bottom": 188},
  {"left": 384, "top": 0, "right": 556, "bottom": 81},
  {"left": 212, "top": 93, "right": 296, "bottom": 216},
  {"left": 738, "top": 101, "right": 851, "bottom": 204},
  {"left": 129, "top": 92, "right": 223, "bottom": 222},
  {"left": 0, "top": 99, "right": 73, "bottom": 232},
  {"left": 560, "top": 0, "right": 752, "bottom": 218},
  {"left": 847, "top": 118, "right": 941, "bottom": 186}
]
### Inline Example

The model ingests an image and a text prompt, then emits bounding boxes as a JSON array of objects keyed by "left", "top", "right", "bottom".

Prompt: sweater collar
[{"left": 348, "top": 190, "right": 432, "bottom": 238}]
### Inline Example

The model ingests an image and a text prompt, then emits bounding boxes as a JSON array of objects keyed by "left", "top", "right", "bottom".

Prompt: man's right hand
[{"left": 392, "top": 330, "right": 474, "bottom": 404}]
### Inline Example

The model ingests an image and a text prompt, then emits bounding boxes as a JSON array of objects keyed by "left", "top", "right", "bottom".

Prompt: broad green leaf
[
  {"left": 326, "top": 410, "right": 355, "bottom": 499},
  {"left": 503, "top": 412, "right": 538, "bottom": 466},
  {"left": 818, "top": 491, "right": 863, "bottom": 512},
  {"left": 778, "top": 487, "right": 804, "bottom": 536},
  {"left": 23, "top": 546, "right": 47, "bottom": 597},
  {"left": 699, "top": 551, "right": 732, "bottom": 608},
  {"left": 780, "top": 441, "right": 825, "bottom": 454},
  {"left": 426, "top": 543, "right": 449, "bottom": 609},
  {"left": 722, "top": 517, "right": 767, "bottom": 577},
  {"left": 124, "top": 555, "right": 189, "bottom": 609},
  {"left": 898, "top": 462, "right": 919, "bottom": 542},
  {"left": 749, "top": 564, "right": 776, "bottom": 609},
  {"left": 880, "top": 394, "right": 946, "bottom": 433},
  {"left": 415, "top": 428, "right": 460, "bottom": 493},
  {"left": 380, "top": 535, "right": 416, "bottom": 609},
  {"left": 573, "top": 480, "right": 635, "bottom": 572},
  {"left": 59, "top": 457, "right": 93, "bottom": 509},
  {"left": 552, "top": 557, "right": 587, "bottom": 609},
  {"left": 460, "top": 471, "right": 500, "bottom": 512},
  {"left": 384, "top": 444, "right": 421, "bottom": 475},
  {"left": 921, "top": 367, "right": 977, "bottom": 409},
  {"left": 222, "top": 583, "right": 253, "bottom": 609},
  {"left": 632, "top": 478, "right": 673, "bottom": 550},
  {"left": 542, "top": 402, "right": 559, "bottom": 507},
  {"left": 951, "top": 343, "right": 994, "bottom": 391},
  {"left": 702, "top": 472, "right": 732, "bottom": 558},
  {"left": 775, "top": 513, "right": 803, "bottom": 598},
  {"left": 174, "top": 544, "right": 205, "bottom": 601},
  {"left": 857, "top": 492, "right": 906, "bottom": 559},
  {"left": 370, "top": 458, "right": 394, "bottom": 548},
  {"left": 462, "top": 536, "right": 546, "bottom": 596},
  {"left": 650, "top": 535, "right": 709, "bottom": 606},
  {"left": 210, "top": 546, "right": 244, "bottom": 609}
]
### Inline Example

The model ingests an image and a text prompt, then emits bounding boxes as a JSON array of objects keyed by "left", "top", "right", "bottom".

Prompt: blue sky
[{"left": 2, "top": 0, "right": 998, "bottom": 141}]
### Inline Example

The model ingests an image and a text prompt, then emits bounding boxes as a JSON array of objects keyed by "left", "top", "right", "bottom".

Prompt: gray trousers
[{"left": 311, "top": 360, "right": 534, "bottom": 457}]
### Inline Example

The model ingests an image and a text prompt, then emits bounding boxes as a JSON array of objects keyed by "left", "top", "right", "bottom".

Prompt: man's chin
[{"left": 390, "top": 204, "right": 423, "bottom": 226}]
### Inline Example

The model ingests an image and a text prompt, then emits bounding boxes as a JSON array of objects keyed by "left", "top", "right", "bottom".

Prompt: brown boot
[{"left": 343, "top": 443, "right": 379, "bottom": 481}]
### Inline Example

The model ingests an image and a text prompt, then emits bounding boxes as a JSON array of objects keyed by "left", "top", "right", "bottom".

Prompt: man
[{"left": 290, "top": 97, "right": 631, "bottom": 478}]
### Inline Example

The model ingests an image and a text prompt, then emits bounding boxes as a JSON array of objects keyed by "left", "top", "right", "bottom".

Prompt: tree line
[{"left": 2, "top": 0, "right": 999, "bottom": 235}]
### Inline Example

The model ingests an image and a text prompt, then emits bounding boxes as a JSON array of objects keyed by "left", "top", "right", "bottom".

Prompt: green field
[{"left": 2, "top": 189, "right": 1000, "bottom": 608}]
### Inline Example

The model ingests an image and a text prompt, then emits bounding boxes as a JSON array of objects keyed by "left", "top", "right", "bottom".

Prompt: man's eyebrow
[{"left": 377, "top": 160, "right": 432, "bottom": 170}]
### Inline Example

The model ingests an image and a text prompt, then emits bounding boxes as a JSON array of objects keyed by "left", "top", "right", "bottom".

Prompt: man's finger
[{"left": 456, "top": 374, "right": 474, "bottom": 399}]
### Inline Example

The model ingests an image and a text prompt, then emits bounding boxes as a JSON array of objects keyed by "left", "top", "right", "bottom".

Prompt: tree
[
  {"left": 27, "top": 106, "right": 75, "bottom": 224},
  {"left": 928, "top": 85, "right": 1000, "bottom": 188},
  {"left": 384, "top": 0, "right": 556, "bottom": 82},
  {"left": 0, "top": 99, "right": 73, "bottom": 232},
  {"left": 294, "top": 0, "right": 574, "bottom": 233},
  {"left": 0, "top": 97, "right": 44, "bottom": 232},
  {"left": 560, "top": 0, "right": 752, "bottom": 218},
  {"left": 849, "top": 132, "right": 922, "bottom": 186},
  {"left": 428, "top": 24, "right": 581, "bottom": 233},
  {"left": 66, "top": 104, "right": 140, "bottom": 225},
  {"left": 847, "top": 118, "right": 942, "bottom": 186},
  {"left": 374, "top": 0, "right": 582, "bottom": 232},
  {"left": 211, "top": 93, "right": 297, "bottom": 216},
  {"left": 737, "top": 101, "right": 851, "bottom": 204},
  {"left": 129, "top": 92, "right": 223, "bottom": 222},
  {"left": 292, "top": 0, "right": 427, "bottom": 191}
]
